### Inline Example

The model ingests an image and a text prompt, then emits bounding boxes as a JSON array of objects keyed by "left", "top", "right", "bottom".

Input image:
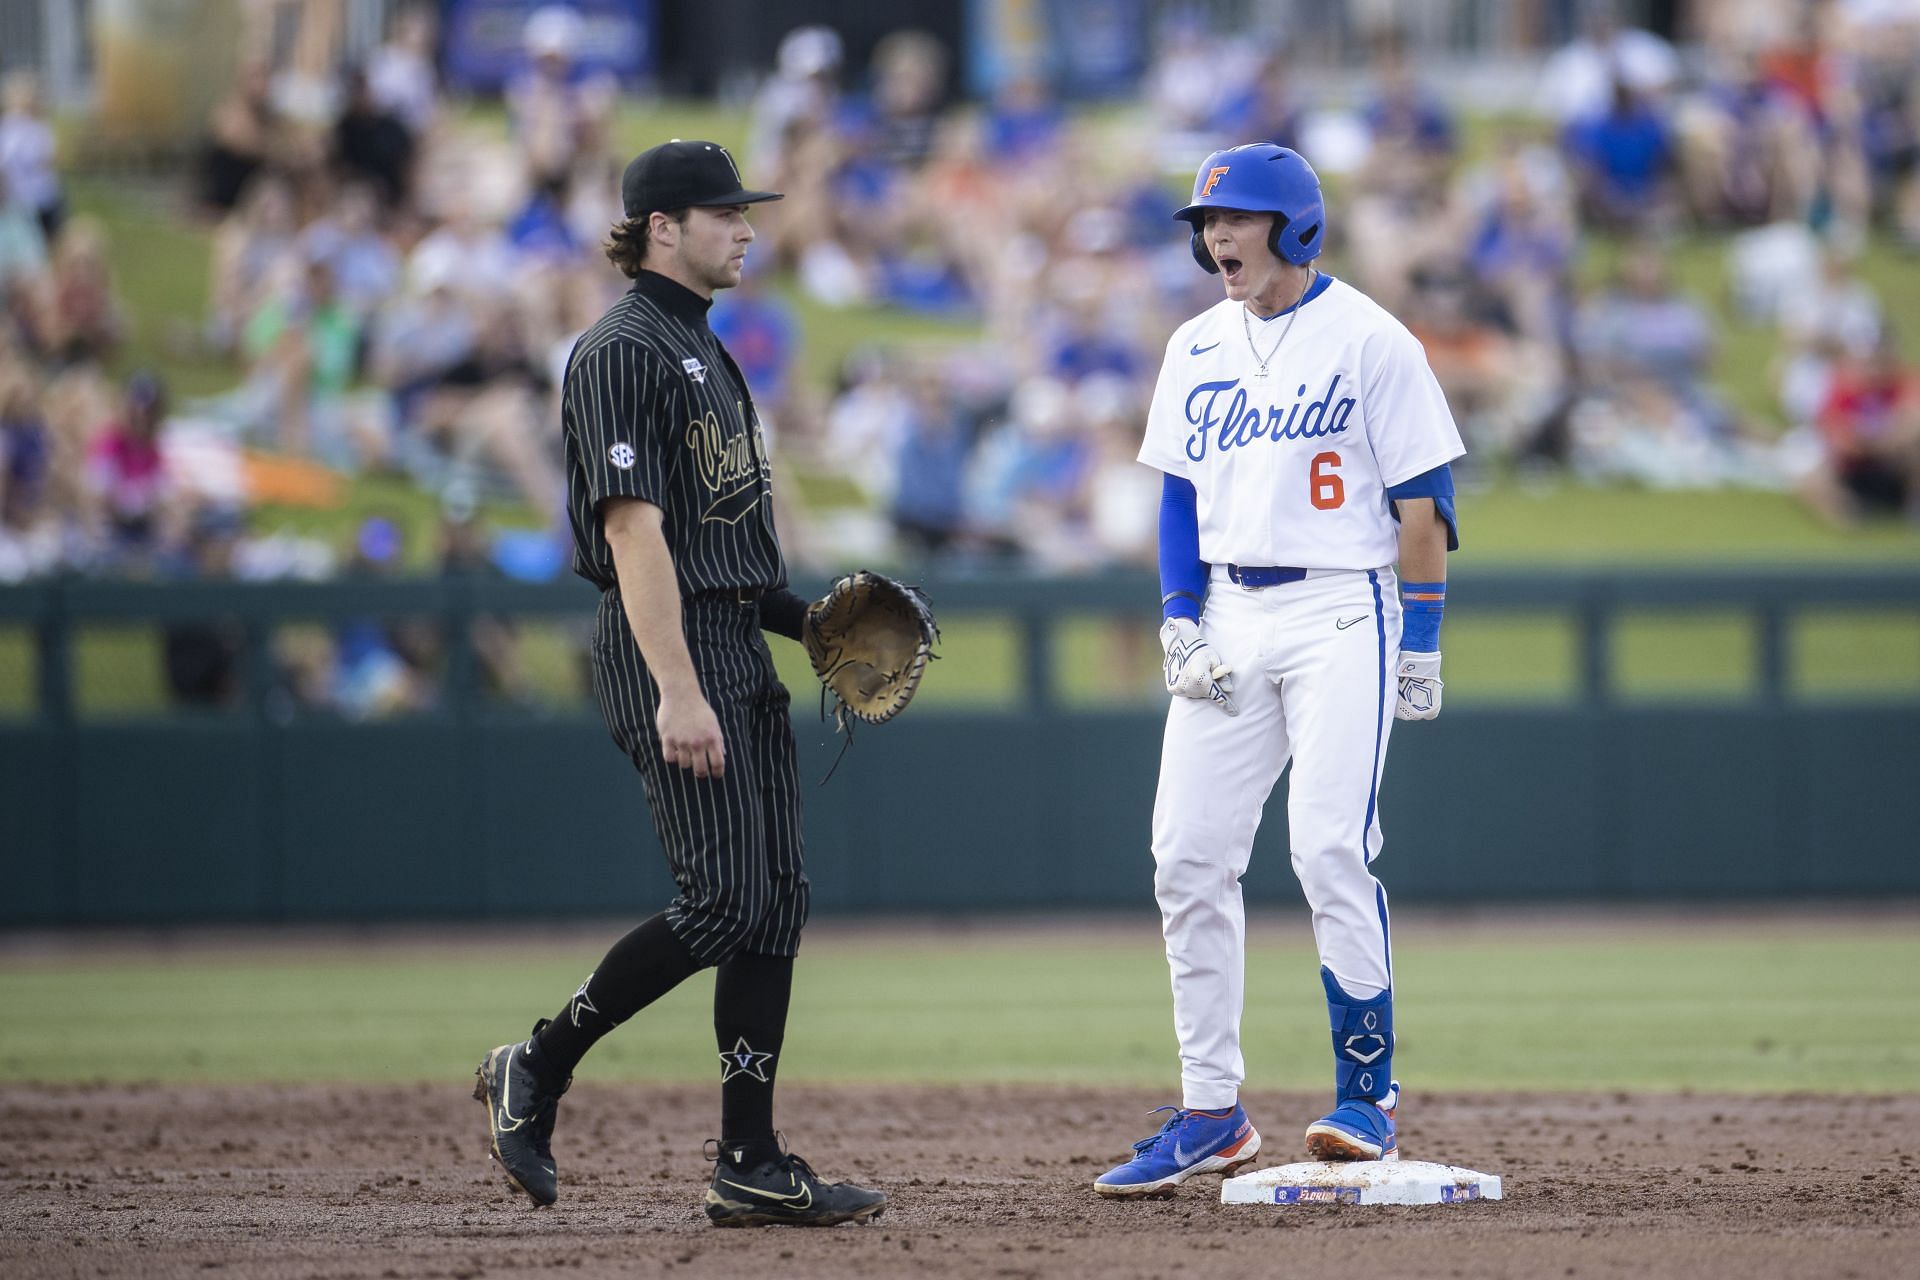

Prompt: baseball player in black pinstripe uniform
[{"left": 473, "top": 140, "right": 885, "bottom": 1228}]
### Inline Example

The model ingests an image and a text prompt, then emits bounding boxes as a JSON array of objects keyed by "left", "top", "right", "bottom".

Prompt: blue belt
[{"left": 1226, "top": 564, "right": 1309, "bottom": 588}]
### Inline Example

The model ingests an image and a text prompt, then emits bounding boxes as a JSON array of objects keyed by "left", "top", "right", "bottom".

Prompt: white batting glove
[
  {"left": 1160, "top": 617, "right": 1237, "bottom": 715},
  {"left": 1395, "top": 650, "right": 1443, "bottom": 720}
]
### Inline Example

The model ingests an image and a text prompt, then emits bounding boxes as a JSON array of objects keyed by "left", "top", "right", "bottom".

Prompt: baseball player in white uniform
[{"left": 1094, "top": 143, "right": 1463, "bottom": 1198}]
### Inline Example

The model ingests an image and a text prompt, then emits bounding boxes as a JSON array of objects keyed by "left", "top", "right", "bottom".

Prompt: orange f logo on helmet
[{"left": 1201, "top": 166, "right": 1231, "bottom": 197}]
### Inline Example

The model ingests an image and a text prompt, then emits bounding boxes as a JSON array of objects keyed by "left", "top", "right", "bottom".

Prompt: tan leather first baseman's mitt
[{"left": 803, "top": 571, "right": 938, "bottom": 727}]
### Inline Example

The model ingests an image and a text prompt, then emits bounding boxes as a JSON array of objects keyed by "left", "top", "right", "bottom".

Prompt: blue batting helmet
[{"left": 1174, "top": 143, "right": 1325, "bottom": 272}]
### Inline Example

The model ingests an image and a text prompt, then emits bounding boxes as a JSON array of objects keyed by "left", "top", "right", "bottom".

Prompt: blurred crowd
[
  {"left": 760, "top": 0, "right": 1920, "bottom": 559},
  {"left": 156, "top": 503, "right": 558, "bottom": 721},
  {"left": 5, "top": 0, "right": 1920, "bottom": 614},
  {"left": 3, "top": 2, "right": 629, "bottom": 593}
]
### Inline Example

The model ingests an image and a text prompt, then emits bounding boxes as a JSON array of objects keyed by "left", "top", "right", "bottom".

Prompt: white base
[{"left": 1221, "top": 1160, "right": 1503, "bottom": 1206}]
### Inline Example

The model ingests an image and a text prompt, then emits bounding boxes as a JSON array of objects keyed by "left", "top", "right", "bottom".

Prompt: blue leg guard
[{"left": 1321, "top": 966, "right": 1392, "bottom": 1102}]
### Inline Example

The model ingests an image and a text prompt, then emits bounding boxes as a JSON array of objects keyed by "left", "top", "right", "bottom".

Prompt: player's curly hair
[{"left": 604, "top": 210, "right": 689, "bottom": 278}]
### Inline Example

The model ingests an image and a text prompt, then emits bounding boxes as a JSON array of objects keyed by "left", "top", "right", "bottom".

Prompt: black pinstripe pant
[{"left": 592, "top": 588, "right": 809, "bottom": 964}]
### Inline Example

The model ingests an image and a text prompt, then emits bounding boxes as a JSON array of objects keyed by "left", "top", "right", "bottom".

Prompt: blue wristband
[{"left": 1401, "top": 580, "right": 1445, "bottom": 652}]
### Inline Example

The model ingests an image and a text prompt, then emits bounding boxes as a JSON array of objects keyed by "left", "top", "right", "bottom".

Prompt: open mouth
[{"left": 1217, "top": 255, "right": 1244, "bottom": 281}]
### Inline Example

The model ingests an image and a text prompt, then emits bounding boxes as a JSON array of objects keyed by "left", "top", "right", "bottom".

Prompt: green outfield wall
[{"left": 2, "top": 569, "right": 1917, "bottom": 925}]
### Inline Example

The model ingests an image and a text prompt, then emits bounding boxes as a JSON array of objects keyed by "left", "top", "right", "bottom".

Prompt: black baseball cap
[{"left": 621, "top": 140, "right": 783, "bottom": 218}]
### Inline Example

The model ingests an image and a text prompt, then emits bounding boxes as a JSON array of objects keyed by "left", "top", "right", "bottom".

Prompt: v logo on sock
[{"left": 718, "top": 1036, "right": 774, "bottom": 1083}]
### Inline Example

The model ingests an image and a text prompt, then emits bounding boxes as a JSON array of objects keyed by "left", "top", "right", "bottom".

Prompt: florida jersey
[{"left": 1137, "top": 275, "right": 1464, "bottom": 571}]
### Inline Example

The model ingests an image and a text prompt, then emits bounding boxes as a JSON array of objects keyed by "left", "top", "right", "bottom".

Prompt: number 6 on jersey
[{"left": 1310, "top": 451, "right": 1344, "bottom": 510}]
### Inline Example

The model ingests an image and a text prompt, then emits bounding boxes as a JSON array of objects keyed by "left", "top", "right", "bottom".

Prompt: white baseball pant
[{"left": 1151, "top": 565, "right": 1402, "bottom": 1111}]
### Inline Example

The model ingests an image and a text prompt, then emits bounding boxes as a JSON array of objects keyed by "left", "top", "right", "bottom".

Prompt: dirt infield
[{"left": 2, "top": 1083, "right": 1915, "bottom": 1279}]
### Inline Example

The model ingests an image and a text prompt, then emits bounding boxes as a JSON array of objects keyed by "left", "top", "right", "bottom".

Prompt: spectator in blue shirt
[
  {"left": 1210, "top": 50, "right": 1307, "bottom": 154},
  {"left": 506, "top": 174, "right": 581, "bottom": 265},
  {"left": 890, "top": 372, "right": 979, "bottom": 554},
  {"left": 1565, "top": 80, "right": 1673, "bottom": 231},
  {"left": 982, "top": 71, "right": 1064, "bottom": 167},
  {"left": 710, "top": 268, "right": 796, "bottom": 419}
]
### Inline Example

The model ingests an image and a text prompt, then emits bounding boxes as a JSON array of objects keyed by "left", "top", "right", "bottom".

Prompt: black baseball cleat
[
  {"left": 472, "top": 1019, "right": 570, "bottom": 1206},
  {"left": 703, "top": 1140, "right": 887, "bottom": 1227}
]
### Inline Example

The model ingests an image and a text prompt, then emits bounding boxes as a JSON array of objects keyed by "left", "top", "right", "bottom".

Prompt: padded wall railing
[{"left": 2, "top": 568, "right": 1916, "bottom": 924}]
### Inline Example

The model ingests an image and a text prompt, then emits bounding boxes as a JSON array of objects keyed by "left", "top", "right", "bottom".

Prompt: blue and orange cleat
[
  {"left": 1304, "top": 1080, "right": 1399, "bottom": 1162},
  {"left": 1093, "top": 1103, "right": 1263, "bottom": 1198}
]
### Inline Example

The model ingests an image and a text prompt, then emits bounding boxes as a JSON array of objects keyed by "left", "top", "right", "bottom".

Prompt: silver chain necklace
[{"left": 1241, "top": 269, "right": 1316, "bottom": 381}]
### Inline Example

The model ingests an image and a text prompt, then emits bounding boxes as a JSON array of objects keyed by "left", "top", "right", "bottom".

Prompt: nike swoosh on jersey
[
  {"left": 718, "top": 1176, "right": 813, "bottom": 1208},
  {"left": 1190, "top": 341, "right": 1221, "bottom": 356},
  {"left": 1335, "top": 615, "right": 1368, "bottom": 630}
]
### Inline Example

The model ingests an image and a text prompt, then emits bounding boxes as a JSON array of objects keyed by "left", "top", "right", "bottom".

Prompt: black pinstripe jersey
[{"left": 561, "top": 270, "right": 787, "bottom": 595}]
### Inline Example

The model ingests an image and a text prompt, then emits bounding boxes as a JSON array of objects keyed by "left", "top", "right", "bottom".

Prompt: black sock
[
  {"left": 714, "top": 951, "right": 794, "bottom": 1166},
  {"left": 528, "top": 912, "right": 702, "bottom": 1087}
]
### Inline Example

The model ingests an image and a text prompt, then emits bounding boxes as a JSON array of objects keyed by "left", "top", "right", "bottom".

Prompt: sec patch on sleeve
[{"left": 608, "top": 442, "right": 637, "bottom": 469}]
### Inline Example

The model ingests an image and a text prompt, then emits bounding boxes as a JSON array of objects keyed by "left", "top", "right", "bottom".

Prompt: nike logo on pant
[{"left": 1336, "top": 615, "right": 1367, "bottom": 630}]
